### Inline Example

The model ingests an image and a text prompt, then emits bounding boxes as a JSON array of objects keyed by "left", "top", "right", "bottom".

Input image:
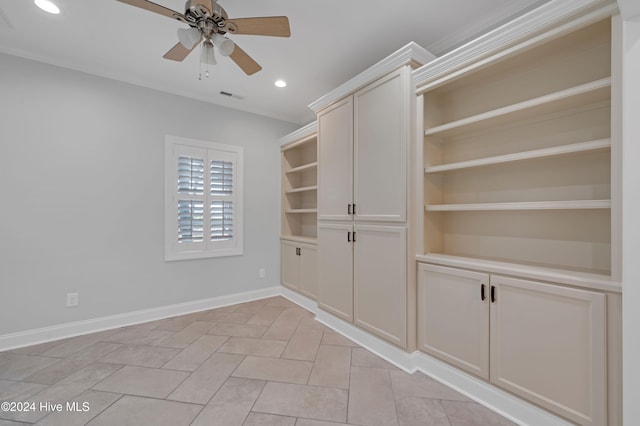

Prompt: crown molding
[
  {"left": 279, "top": 120, "right": 317, "bottom": 147},
  {"left": 308, "top": 42, "right": 435, "bottom": 113},
  {"left": 425, "top": 0, "right": 548, "bottom": 55},
  {"left": 413, "top": 0, "right": 618, "bottom": 92}
]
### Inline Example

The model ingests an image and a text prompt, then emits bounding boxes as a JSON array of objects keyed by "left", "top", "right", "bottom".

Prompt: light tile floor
[{"left": 0, "top": 297, "right": 516, "bottom": 425}]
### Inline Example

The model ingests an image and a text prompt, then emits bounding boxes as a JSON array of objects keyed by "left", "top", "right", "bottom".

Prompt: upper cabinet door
[
  {"left": 354, "top": 67, "right": 410, "bottom": 222},
  {"left": 318, "top": 97, "right": 354, "bottom": 221}
]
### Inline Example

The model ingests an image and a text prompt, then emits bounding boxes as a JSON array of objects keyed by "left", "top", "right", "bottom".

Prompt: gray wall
[{"left": 0, "top": 53, "right": 297, "bottom": 335}]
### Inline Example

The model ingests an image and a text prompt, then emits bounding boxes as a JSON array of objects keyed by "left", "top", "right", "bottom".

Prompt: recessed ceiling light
[
  {"left": 275, "top": 80, "right": 287, "bottom": 88},
  {"left": 34, "top": 0, "right": 60, "bottom": 14}
]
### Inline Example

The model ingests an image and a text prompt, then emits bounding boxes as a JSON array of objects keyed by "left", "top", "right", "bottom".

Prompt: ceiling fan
[{"left": 116, "top": 0, "right": 291, "bottom": 75}]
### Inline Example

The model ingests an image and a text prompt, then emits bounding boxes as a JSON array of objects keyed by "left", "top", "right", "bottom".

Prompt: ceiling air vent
[{"left": 219, "top": 91, "right": 244, "bottom": 100}]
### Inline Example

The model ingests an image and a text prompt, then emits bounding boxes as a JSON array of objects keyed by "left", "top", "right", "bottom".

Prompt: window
[{"left": 165, "top": 135, "right": 243, "bottom": 260}]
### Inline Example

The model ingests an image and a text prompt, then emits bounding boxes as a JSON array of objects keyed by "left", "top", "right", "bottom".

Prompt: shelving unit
[
  {"left": 280, "top": 123, "right": 320, "bottom": 300},
  {"left": 412, "top": 12, "right": 622, "bottom": 425},
  {"left": 419, "top": 18, "right": 617, "bottom": 278},
  {"left": 281, "top": 124, "right": 318, "bottom": 242}
]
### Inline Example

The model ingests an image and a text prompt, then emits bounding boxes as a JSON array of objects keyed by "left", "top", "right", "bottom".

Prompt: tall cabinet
[
  {"left": 280, "top": 122, "right": 318, "bottom": 300},
  {"left": 311, "top": 43, "right": 434, "bottom": 349},
  {"left": 413, "top": 8, "right": 621, "bottom": 426}
]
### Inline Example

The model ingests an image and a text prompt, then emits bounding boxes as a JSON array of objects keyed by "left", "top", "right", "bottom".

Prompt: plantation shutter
[
  {"left": 177, "top": 156, "right": 205, "bottom": 244},
  {"left": 166, "top": 135, "right": 243, "bottom": 260},
  {"left": 210, "top": 158, "right": 235, "bottom": 241}
]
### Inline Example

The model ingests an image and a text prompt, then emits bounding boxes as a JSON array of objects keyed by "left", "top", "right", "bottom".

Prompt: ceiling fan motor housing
[{"left": 185, "top": 0, "right": 227, "bottom": 24}]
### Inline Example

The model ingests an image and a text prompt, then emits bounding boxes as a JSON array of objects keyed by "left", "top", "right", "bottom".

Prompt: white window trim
[{"left": 164, "top": 135, "right": 244, "bottom": 261}]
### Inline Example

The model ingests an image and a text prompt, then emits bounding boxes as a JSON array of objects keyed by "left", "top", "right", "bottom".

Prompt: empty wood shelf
[{"left": 425, "top": 78, "right": 611, "bottom": 138}]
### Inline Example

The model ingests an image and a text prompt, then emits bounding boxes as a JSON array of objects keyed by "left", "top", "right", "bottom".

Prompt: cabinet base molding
[{"left": 280, "top": 286, "right": 318, "bottom": 315}]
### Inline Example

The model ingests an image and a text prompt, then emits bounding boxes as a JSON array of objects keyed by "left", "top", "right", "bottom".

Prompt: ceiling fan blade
[
  {"left": 116, "top": 0, "right": 186, "bottom": 21},
  {"left": 226, "top": 16, "right": 291, "bottom": 37},
  {"left": 163, "top": 41, "right": 199, "bottom": 62},
  {"left": 229, "top": 44, "right": 262, "bottom": 75}
]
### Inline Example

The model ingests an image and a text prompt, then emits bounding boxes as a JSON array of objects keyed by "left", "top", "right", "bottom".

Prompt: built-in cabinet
[
  {"left": 280, "top": 7, "right": 623, "bottom": 424},
  {"left": 281, "top": 240, "right": 317, "bottom": 299},
  {"left": 280, "top": 122, "right": 318, "bottom": 300},
  {"left": 315, "top": 62, "right": 427, "bottom": 349},
  {"left": 353, "top": 225, "right": 407, "bottom": 346},
  {"left": 316, "top": 222, "right": 353, "bottom": 320},
  {"left": 418, "top": 263, "right": 607, "bottom": 426},
  {"left": 413, "top": 10, "right": 621, "bottom": 426},
  {"left": 317, "top": 97, "right": 353, "bottom": 222},
  {"left": 318, "top": 68, "right": 410, "bottom": 223}
]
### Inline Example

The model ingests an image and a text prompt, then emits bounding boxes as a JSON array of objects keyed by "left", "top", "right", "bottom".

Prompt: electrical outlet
[
  {"left": 259, "top": 268, "right": 266, "bottom": 279},
  {"left": 66, "top": 292, "right": 79, "bottom": 307}
]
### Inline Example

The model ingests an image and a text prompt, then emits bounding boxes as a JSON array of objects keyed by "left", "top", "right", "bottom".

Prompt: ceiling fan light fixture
[
  {"left": 201, "top": 40, "right": 216, "bottom": 65},
  {"left": 177, "top": 27, "right": 201, "bottom": 49},
  {"left": 34, "top": 0, "right": 60, "bottom": 14},
  {"left": 212, "top": 34, "right": 235, "bottom": 57}
]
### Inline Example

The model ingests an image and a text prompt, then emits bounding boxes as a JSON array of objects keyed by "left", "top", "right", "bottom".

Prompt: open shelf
[
  {"left": 425, "top": 200, "right": 611, "bottom": 211},
  {"left": 280, "top": 235, "right": 318, "bottom": 245},
  {"left": 425, "top": 139, "right": 610, "bottom": 173},
  {"left": 285, "top": 185, "right": 318, "bottom": 194},
  {"left": 286, "top": 162, "right": 318, "bottom": 174},
  {"left": 281, "top": 126, "right": 318, "bottom": 241},
  {"left": 425, "top": 78, "right": 611, "bottom": 138},
  {"left": 285, "top": 209, "right": 318, "bottom": 214}
]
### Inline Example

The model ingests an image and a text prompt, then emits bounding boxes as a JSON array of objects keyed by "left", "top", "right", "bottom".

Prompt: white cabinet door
[
  {"left": 490, "top": 275, "right": 606, "bottom": 426},
  {"left": 354, "top": 225, "right": 407, "bottom": 348},
  {"left": 317, "top": 222, "right": 353, "bottom": 322},
  {"left": 300, "top": 244, "right": 318, "bottom": 300},
  {"left": 281, "top": 241, "right": 301, "bottom": 291},
  {"left": 417, "top": 263, "right": 490, "bottom": 379},
  {"left": 354, "top": 67, "right": 409, "bottom": 222},
  {"left": 318, "top": 97, "right": 353, "bottom": 221}
]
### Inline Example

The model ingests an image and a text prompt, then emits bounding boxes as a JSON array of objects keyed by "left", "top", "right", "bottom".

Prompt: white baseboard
[
  {"left": 0, "top": 284, "right": 572, "bottom": 426},
  {"left": 0, "top": 286, "right": 280, "bottom": 352},
  {"left": 279, "top": 286, "right": 318, "bottom": 314}
]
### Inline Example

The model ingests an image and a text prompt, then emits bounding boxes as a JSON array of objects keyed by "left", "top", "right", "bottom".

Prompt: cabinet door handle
[
  {"left": 353, "top": 231, "right": 356, "bottom": 242},
  {"left": 490, "top": 285, "right": 496, "bottom": 303},
  {"left": 353, "top": 204, "right": 357, "bottom": 215},
  {"left": 296, "top": 247, "right": 300, "bottom": 256},
  {"left": 347, "top": 231, "right": 351, "bottom": 242},
  {"left": 481, "top": 284, "right": 486, "bottom": 301},
  {"left": 348, "top": 204, "right": 352, "bottom": 215}
]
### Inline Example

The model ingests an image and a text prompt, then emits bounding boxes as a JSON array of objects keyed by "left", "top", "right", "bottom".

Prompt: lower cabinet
[
  {"left": 318, "top": 222, "right": 407, "bottom": 347},
  {"left": 317, "top": 223, "right": 354, "bottom": 322},
  {"left": 354, "top": 225, "right": 407, "bottom": 348},
  {"left": 417, "top": 263, "right": 607, "bottom": 426},
  {"left": 280, "top": 240, "right": 317, "bottom": 299}
]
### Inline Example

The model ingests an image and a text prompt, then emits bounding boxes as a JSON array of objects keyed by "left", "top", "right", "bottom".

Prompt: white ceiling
[{"left": 0, "top": 0, "right": 549, "bottom": 124}]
